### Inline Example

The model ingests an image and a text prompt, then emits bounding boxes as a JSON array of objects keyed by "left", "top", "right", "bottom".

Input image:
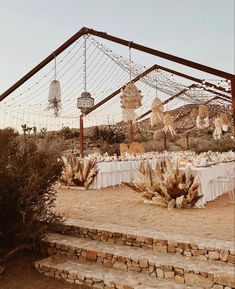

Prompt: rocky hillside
[{"left": 35, "top": 103, "right": 234, "bottom": 155}]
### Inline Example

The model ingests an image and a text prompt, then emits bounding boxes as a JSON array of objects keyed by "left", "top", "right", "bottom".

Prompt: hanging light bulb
[{"left": 48, "top": 55, "right": 62, "bottom": 117}]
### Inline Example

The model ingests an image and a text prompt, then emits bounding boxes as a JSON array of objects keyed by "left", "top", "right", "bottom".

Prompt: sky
[
  {"left": 0, "top": 0, "right": 234, "bottom": 93},
  {"left": 0, "top": 0, "right": 234, "bottom": 130}
]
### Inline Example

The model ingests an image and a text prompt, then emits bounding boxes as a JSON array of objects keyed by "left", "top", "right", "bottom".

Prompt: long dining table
[{"left": 92, "top": 159, "right": 234, "bottom": 207}]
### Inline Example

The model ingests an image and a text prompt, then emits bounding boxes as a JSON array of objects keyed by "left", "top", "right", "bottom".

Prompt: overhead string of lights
[{"left": 0, "top": 33, "right": 231, "bottom": 132}]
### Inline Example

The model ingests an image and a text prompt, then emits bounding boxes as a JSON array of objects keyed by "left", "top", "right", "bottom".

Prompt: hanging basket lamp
[
  {"left": 150, "top": 97, "right": 164, "bottom": 127},
  {"left": 163, "top": 113, "right": 176, "bottom": 136},
  {"left": 77, "top": 91, "right": 94, "bottom": 113},
  {"left": 77, "top": 36, "right": 94, "bottom": 114},
  {"left": 120, "top": 82, "right": 143, "bottom": 122},
  {"left": 196, "top": 105, "right": 209, "bottom": 129},
  {"left": 48, "top": 56, "right": 62, "bottom": 117}
]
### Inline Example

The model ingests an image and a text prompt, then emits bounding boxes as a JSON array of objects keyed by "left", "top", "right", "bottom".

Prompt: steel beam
[
  {"left": 87, "top": 28, "right": 234, "bottom": 80},
  {"left": 80, "top": 114, "right": 84, "bottom": 157},
  {"left": 231, "top": 76, "right": 235, "bottom": 131},
  {"left": 155, "top": 64, "right": 231, "bottom": 94},
  {"left": 0, "top": 27, "right": 88, "bottom": 102}
]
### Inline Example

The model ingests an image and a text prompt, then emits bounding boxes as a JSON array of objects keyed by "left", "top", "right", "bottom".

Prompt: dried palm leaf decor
[
  {"left": 60, "top": 154, "right": 98, "bottom": 189},
  {"left": 120, "top": 82, "right": 143, "bottom": 122},
  {"left": 150, "top": 97, "right": 164, "bottom": 127},
  {"left": 124, "top": 158, "right": 201, "bottom": 209}
]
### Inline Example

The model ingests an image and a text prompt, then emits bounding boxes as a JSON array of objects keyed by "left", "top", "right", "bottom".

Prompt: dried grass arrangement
[
  {"left": 196, "top": 105, "right": 209, "bottom": 129},
  {"left": 124, "top": 158, "right": 202, "bottom": 209},
  {"left": 60, "top": 154, "right": 98, "bottom": 189},
  {"left": 150, "top": 97, "right": 164, "bottom": 126},
  {"left": 163, "top": 113, "right": 176, "bottom": 136},
  {"left": 120, "top": 82, "right": 143, "bottom": 122}
]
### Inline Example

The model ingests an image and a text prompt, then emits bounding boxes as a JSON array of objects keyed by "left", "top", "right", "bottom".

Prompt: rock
[
  {"left": 156, "top": 268, "right": 164, "bottom": 278},
  {"left": 212, "top": 285, "right": 223, "bottom": 289},
  {"left": 153, "top": 243, "right": 167, "bottom": 252},
  {"left": 139, "top": 260, "right": 148, "bottom": 268},
  {"left": 208, "top": 250, "right": 220, "bottom": 260},
  {"left": 228, "top": 254, "right": 235, "bottom": 264},
  {"left": 164, "top": 271, "right": 174, "bottom": 278},
  {"left": 184, "top": 272, "right": 213, "bottom": 287},
  {"left": 220, "top": 249, "right": 229, "bottom": 262},
  {"left": 214, "top": 273, "right": 235, "bottom": 287},
  {"left": 93, "top": 282, "right": 105, "bottom": 289},
  {"left": 86, "top": 250, "right": 97, "bottom": 262},
  {"left": 113, "top": 261, "right": 127, "bottom": 271},
  {"left": 0, "top": 265, "right": 5, "bottom": 275},
  {"left": 173, "top": 275, "right": 184, "bottom": 284}
]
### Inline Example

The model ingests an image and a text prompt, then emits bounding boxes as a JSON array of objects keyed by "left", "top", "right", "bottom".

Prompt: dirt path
[{"left": 55, "top": 186, "right": 234, "bottom": 241}]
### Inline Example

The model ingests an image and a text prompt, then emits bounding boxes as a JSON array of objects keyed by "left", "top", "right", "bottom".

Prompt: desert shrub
[
  {"left": 195, "top": 135, "right": 234, "bottom": 153},
  {"left": 143, "top": 140, "right": 165, "bottom": 152},
  {"left": 91, "top": 126, "right": 125, "bottom": 144},
  {"left": 60, "top": 126, "right": 79, "bottom": 139},
  {"left": 99, "top": 143, "right": 120, "bottom": 155},
  {"left": 0, "top": 128, "right": 63, "bottom": 248}
]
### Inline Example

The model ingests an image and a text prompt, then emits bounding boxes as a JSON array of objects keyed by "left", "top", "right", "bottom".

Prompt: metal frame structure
[{"left": 0, "top": 27, "right": 234, "bottom": 156}]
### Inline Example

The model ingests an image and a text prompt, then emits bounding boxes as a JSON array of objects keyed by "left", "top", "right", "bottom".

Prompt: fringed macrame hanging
[
  {"left": 163, "top": 113, "right": 175, "bottom": 136},
  {"left": 196, "top": 105, "right": 209, "bottom": 129},
  {"left": 48, "top": 56, "right": 62, "bottom": 116},
  {"left": 190, "top": 108, "right": 198, "bottom": 119},
  {"left": 220, "top": 113, "right": 229, "bottom": 132},
  {"left": 213, "top": 113, "right": 229, "bottom": 140},
  {"left": 213, "top": 117, "right": 223, "bottom": 140},
  {"left": 120, "top": 45, "right": 143, "bottom": 122},
  {"left": 150, "top": 97, "right": 164, "bottom": 126}
]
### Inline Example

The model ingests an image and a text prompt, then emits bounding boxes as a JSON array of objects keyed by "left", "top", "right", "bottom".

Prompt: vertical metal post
[
  {"left": 231, "top": 77, "right": 235, "bottom": 129},
  {"left": 80, "top": 114, "right": 84, "bottom": 157},
  {"left": 130, "top": 121, "right": 134, "bottom": 143},
  {"left": 186, "top": 133, "right": 189, "bottom": 150}
]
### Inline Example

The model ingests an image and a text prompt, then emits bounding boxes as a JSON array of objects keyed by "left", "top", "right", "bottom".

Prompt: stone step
[
  {"left": 40, "top": 233, "right": 235, "bottom": 288},
  {"left": 35, "top": 254, "right": 203, "bottom": 289},
  {"left": 50, "top": 219, "right": 234, "bottom": 264}
]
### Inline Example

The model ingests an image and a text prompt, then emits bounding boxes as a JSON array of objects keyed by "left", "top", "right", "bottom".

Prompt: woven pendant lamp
[
  {"left": 48, "top": 56, "right": 62, "bottom": 116},
  {"left": 196, "top": 105, "right": 209, "bottom": 129},
  {"left": 120, "top": 46, "right": 142, "bottom": 122}
]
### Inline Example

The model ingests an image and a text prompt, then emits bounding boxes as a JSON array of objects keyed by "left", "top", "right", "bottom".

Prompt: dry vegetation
[{"left": 35, "top": 104, "right": 233, "bottom": 156}]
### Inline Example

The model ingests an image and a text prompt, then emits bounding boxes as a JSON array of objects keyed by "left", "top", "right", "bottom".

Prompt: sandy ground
[
  {"left": 0, "top": 251, "right": 82, "bottom": 289},
  {"left": 56, "top": 185, "right": 235, "bottom": 241}
]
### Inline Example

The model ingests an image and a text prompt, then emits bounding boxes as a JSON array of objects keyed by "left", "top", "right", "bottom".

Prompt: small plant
[{"left": 125, "top": 158, "right": 201, "bottom": 209}]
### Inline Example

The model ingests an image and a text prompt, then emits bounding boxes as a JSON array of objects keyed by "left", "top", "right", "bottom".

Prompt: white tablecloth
[{"left": 93, "top": 160, "right": 235, "bottom": 207}]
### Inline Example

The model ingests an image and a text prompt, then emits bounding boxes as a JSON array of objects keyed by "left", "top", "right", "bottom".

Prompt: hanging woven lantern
[
  {"left": 120, "top": 82, "right": 143, "bottom": 122},
  {"left": 163, "top": 113, "right": 175, "bottom": 136},
  {"left": 190, "top": 108, "right": 199, "bottom": 118},
  {"left": 121, "top": 108, "right": 137, "bottom": 122},
  {"left": 150, "top": 97, "right": 164, "bottom": 126},
  {"left": 198, "top": 105, "right": 209, "bottom": 118},
  {"left": 48, "top": 79, "right": 62, "bottom": 116},
  {"left": 196, "top": 105, "right": 209, "bottom": 129},
  {"left": 219, "top": 113, "right": 229, "bottom": 132},
  {"left": 213, "top": 117, "right": 223, "bottom": 140},
  {"left": 77, "top": 92, "right": 94, "bottom": 113}
]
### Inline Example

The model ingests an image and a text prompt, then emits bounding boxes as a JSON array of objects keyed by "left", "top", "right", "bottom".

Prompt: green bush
[{"left": 0, "top": 128, "right": 63, "bottom": 248}]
